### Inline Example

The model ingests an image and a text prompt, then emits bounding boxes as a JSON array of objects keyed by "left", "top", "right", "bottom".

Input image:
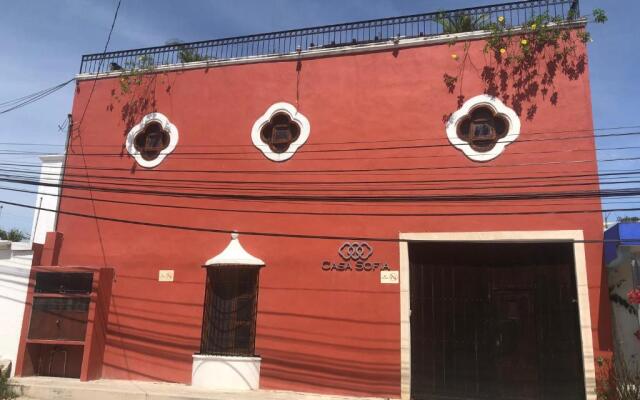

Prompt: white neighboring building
[
  {"left": 0, "top": 241, "right": 32, "bottom": 376},
  {"left": 30, "top": 155, "right": 64, "bottom": 245},
  {"left": 0, "top": 155, "right": 63, "bottom": 376}
]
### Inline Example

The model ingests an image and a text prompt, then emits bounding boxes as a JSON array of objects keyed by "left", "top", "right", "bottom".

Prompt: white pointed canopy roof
[{"left": 204, "top": 233, "right": 265, "bottom": 267}]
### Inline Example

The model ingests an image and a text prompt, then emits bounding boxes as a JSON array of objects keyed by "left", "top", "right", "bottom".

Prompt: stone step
[{"left": 12, "top": 377, "right": 386, "bottom": 400}]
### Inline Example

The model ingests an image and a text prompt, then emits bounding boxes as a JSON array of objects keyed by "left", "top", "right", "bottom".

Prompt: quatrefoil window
[
  {"left": 446, "top": 95, "right": 520, "bottom": 162},
  {"left": 457, "top": 107, "right": 509, "bottom": 153},
  {"left": 134, "top": 122, "right": 170, "bottom": 161},
  {"left": 126, "top": 112, "right": 179, "bottom": 168},
  {"left": 251, "top": 102, "right": 310, "bottom": 162},
  {"left": 259, "top": 113, "right": 301, "bottom": 154}
]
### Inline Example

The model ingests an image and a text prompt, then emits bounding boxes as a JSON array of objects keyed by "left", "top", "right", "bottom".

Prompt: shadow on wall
[
  {"left": 260, "top": 348, "right": 398, "bottom": 397},
  {"left": 101, "top": 64, "right": 180, "bottom": 174},
  {"left": 99, "top": 278, "right": 399, "bottom": 397},
  {"left": 0, "top": 266, "right": 30, "bottom": 304},
  {"left": 442, "top": 27, "right": 587, "bottom": 122}
]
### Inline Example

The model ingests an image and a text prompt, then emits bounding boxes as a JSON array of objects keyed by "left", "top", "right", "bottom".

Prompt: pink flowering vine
[{"left": 628, "top": 288, "right": 640, "bottom": 304}]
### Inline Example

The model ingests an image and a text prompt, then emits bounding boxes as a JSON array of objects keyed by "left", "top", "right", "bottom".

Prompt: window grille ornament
[
  {"left": 260, "top": 113, "right": 301, "bottom": 154},
  {"left": 126, "top": 112, "right": 179, "bottom": 168},
  {"left": 251, "top": 102, "right": 310, "bottom": 162},
  {"left": 446, "top": 95, "right": 520, "bottom": 162}
]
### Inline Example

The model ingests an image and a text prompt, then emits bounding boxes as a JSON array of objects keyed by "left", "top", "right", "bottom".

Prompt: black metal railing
[{"left": 79, "top": 0, "right": 579, "bottom": 75}]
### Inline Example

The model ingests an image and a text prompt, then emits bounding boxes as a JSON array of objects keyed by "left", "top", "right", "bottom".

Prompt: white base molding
[{"left": 191, "top": 354, "right": 261, "bottom": 390}]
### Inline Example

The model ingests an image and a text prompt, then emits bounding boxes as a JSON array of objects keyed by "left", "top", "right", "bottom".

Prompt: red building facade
[{"left": 17, "top": 2, "right": 611, "bottom": 399}]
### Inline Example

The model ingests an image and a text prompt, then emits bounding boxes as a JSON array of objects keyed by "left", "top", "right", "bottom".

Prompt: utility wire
[
  {"left": 0, "top": 197, "right": 637, "bottom": 244},
  {"left": 9, "top": 182, "right": 637, "bottom": 211},
  {"left": 1, "top": 184, "right": 639, "bottom": 218},
  {"left": 0, "top": 160, "right": 620, "bottom": 181},
  {"left": 0, "top": 79, "right": 74, "bottom": 115},
  {"left": 74, "top": 0, "right": 122, "bottom": 131},
  {"left": 0, "top": 154, "right": 629, "bottom": 176},
  {"left": 0, "top": 169, "right": 635, "bottom": 195},
  {"left": 0, "top": 79, "right": 72, "bottom": 107},
  {"left": 0, "top": 141, "right": 638, "bottom": 166},
  {"left": 1, "top": 124, "right": 640, "bottom": 148},
  {"left": 0, "top": 143, "right": 635, "bottom": 161},
  {"left": 0, "top": 163, "right": 628, "bottom": 186},
  {"left": 72, "top": 0, "right": 123, "bottom": 267},
  {"left": 2, "top": 129, "right": 639, "bottom": 157},
  {"left": 3, "top": 174, "right": 640, "bottom": 203}
]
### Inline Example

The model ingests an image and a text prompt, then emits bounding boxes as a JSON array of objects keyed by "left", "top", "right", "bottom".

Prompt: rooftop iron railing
[{"left": 79, "top": 0, "right": 579, "bottom": 75}]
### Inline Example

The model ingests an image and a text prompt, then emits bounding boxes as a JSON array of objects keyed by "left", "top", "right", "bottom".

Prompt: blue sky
[{"left": 0, "top": 0, "right": 638, "bottom": 233}]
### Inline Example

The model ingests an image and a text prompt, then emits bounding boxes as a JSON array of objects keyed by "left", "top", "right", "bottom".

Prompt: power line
[
  {"left": 0, "top": 142, "right": 636, "bottom": 161},
  {"left": 0, "top": 164, "right": 630, "bottom": 186},
  {"left": 1, "top": 184, "right": 640, "bottom": 219},
  {"left": 0, "top": 197, "right": 637, "bottom": 244},
  {"left": 0, "top": 161, "right": 627, "bottom": 186},
  {"left": 0, "top": 159, "right": 634, "bottom": 184},
  {"left": 74, "top": 0, "right": 122, "bottom": 131},
  {"left": 2, "top": 129, "right": 639, "bottom": 158},
  {"left": 0, "top": 168, "right": 637, "bottom": 195},
  {"left": 2, "top": 173, "right": 640, "bottom": 203},
  {"left": 72, "top": 0, "right": 123, "bottom": 268},
  {"left": 0, "top": 141, "right": 638, "bottom": 167},
  {"left": 2, "top": 124, "right": 640, "bottom": 149},
  {"left": 0, "top": 79, "right": 72, "bottom": 107},
  {"left": 0, "top": 79, "right": 74, "bottom": 115},
  {"left": 0, "top": 154, "right": 630, "bottom": 176}
]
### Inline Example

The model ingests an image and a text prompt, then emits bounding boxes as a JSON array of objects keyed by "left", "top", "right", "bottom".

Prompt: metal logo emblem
[{"left": 338, "top": 242, "right": 373, "bottom": 261}]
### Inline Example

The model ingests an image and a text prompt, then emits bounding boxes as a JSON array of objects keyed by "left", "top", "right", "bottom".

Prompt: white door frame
[{"left": 399, "top": 230, "right": 596, "bottom": 400}]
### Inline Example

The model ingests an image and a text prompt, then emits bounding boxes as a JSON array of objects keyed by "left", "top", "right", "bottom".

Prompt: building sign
[
  {"left": 380, "top": 270, "right": 399, "bottom": 284},
  {"left": 322, "top": 242, "right": 391, "bottom": 272},
  {"left": 158, "top": 269, "right": 175, "bottom": 282}
]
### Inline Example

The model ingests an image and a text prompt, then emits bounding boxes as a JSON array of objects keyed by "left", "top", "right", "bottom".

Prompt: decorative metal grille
[
  {"left": 200, "top": 268, "right": 260, "bottom": 357},
  {"left": 79, "top": 0, "right": 580, "bottom": 75},
  {"left": 34, "top": 272, "right": 93, "bottom": 294},
  {"left": 133, "top": 122, "right": 170, "bottom": 161}
]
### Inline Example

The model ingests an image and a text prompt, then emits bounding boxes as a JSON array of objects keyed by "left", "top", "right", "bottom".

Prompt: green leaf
[{"left": 593, "top": 8, "right": 608, "bottom": 24}]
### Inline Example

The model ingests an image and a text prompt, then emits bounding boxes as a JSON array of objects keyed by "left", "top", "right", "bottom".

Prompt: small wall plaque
[
  {"left": 158, "top": 270, "right": 174, "bottom": 282},
  {"left": 381, "top": 270, "right": 399, "bottom": 284}
]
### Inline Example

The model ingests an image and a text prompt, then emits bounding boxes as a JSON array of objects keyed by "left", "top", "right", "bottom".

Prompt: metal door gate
[{"left": 409, "top": 242, "right": 585, "bottom": 400}]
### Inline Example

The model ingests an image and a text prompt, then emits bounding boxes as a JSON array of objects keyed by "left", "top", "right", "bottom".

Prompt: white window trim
[
  {"left": 445, "top": 94, "right": 521, "bottom": 162},
  {"left": 251, "top": 102, "right": 310, "bottom": 162},
  {"left": 126, "top": 112, "right": 179, "bottom": 168}
]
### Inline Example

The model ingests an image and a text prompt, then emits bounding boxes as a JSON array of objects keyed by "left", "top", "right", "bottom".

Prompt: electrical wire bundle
[{"left": 0, "top": 79, "right": 74, "bottom": 115}]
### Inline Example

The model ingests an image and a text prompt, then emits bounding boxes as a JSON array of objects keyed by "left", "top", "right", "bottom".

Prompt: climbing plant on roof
[
  {"left": 442, "top": 8, "right": 607, "bottom": 121},
  {"left": 436, "top": 12, "right": 490, "bottom": 34}
]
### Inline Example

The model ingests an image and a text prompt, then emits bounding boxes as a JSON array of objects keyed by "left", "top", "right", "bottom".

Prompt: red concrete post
[{"left": 41, "top": 231, "right": 63, "bottom": 266}]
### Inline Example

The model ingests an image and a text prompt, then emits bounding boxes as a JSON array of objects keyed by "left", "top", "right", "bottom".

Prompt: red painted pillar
[{"left": 40, "top": 231, "right": 63, "bottom": 266}]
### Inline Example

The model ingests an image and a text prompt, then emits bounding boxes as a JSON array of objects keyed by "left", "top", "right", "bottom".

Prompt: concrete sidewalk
[{"left": 12, "top": 377, "right": 388, "bottom": 400}]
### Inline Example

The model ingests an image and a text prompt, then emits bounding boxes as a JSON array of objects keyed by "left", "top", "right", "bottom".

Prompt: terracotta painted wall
[{"left": 55, "top": 34, "right": 611, "bottom": 398}]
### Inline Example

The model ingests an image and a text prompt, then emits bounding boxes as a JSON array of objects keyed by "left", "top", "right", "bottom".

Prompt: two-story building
[{"left": 14, "top": 1, "right": 611, "bottom": 399}]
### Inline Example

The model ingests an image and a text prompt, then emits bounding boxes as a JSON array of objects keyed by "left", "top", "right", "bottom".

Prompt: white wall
[
  {"left": 30, "top": 155, "right": 64, "bottom": 245},
  {"left": 0, "top": 154, "right": 64, "bottom": 376},
  {"left": 0, "top": 245, "right": 31, "bottom": 376}
]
